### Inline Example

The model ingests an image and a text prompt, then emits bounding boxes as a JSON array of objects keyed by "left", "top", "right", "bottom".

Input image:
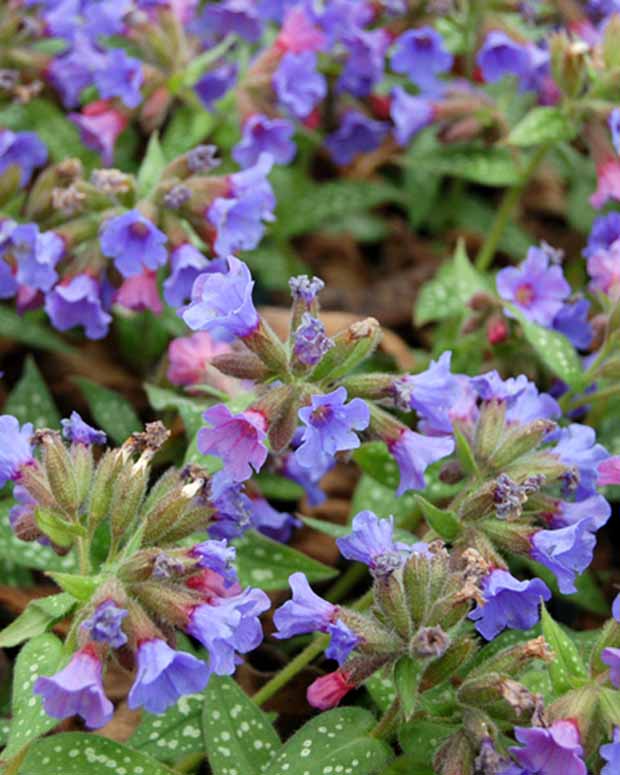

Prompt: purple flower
[
  {"left": 296, "top": 387, "right": 370, "bottom": 471},
  {"left": 477, "top": 31, "right": 533, "bottom": 89},
  {"left": 390, "top": 27, "right": 453, "bottom": 92},
  {"left": 505, "top": 382, "right": 561, "bottom": 425},
  {"left": 289, "top": 274, "right": 324, "bottom": 304},
  {"left": 508, "top": 720, "right": 586, "bottom": 775},
  {"left": 10, "top": 224, "right": 64, "bottom": 292},
  {"left": 47, "top": 36, "right": 99, "bottom": 108},
  {"left": 497, "top": 246, "right": 570, "bottom": 327},
  {"left": 530, "top": 518, "right": 602, "bottom": 594},
  {"left": 208, "top": 155, "right": 276, "bottom": 256},
  {"left": 0, "top": 257, "right": 16, "bottom": 299},
  {"left": 116, "top": 270, "right": 163, "bottom": 314},
  {"left": 468, "top": 569, "right": 551, "bottom": 640},
  {"left": 338, "top": 28, "right": 389, "bottom": 97},
  {"left": 610, "top": 108, "right": 620, "bottom": 155},
  {"left": 274, "top": 571, "right": 337, "bottom": 638},
  {"left": 191, "top": 539, "right": 238, "bottom": 587},
  {"left": 279, "top": 449, "right": 331, "bottom": 506},
  {"left": 551, "top": 494, "right": 611, "bottom": 530},
  {"left": 325, "top": 112, "right": 388, "bottom": 165},
  {"left": 0, "top": 415, "right": 33, "bottom": 488},
  {"left": 128, "top": 639, "right": 210, "bottom": 714},
  {"left": 313, "top": 0, "right": 373, "bottom": 45},
  {"left": 198, "top": 404, "right": 268, "bottom": 484},
  {"left": 390, "top": 87, "right": 434, "bottom": 146},
  {"left": 249, "top": 496, "right": 300, "bottom": 543},
  {"left": 584, "top": 212, "right": 620, "bottom": 257},
  {"left": 388, "top": 429, "right": 454, "bottom": 496},
  {"left": 187, "top": 587, "right": 270, "bottom": 674},
  {"left": 324, "top": 619, "right": 359, "bottom": 665},
  {"left": 552, "top": 299, "right": 593, "bottom": 350},
  {"left": 94, "top": 49, "right": 143, "bottom": 109},
  {"left": 209, "top": 484, "right": 255, "bottom": 540},
  {"left": 195, "top": 63, "right": 238, "bottom": 109},
  {"left": 61, "top": 411, "right": 107, "bottom": 445},
  {"left": 81, "top": 601, "right": 128, "bottom": 648},
  {"left": 0, "top": 130, "right": 47, "bottom": 187},
  {"left": 233, "top": 114, "right": 296, "bottom": 168},
  {"left": 45, "top": 274, "right": 111, "bottom": 340},
  {"left": 257, "top": 0, "right": 299, "bottom": 22},
  {"left": 100, "top": 210, "right": 168, "bottom": 278},
  {"left": 471, "top": 371, "right": 529, "bottom": 403},
  {"left": 613, "top": 593, "right": 620, "bottom": 622},
  {"left": 553, "top": 423, "right": 609, "bottom": 496},
  {"left": 163, "top": 244, "right": 210, "bottom": 307},
  {"left": 337, "top": 510, "right": 429, "bottom": 575},
  {"left": 200, "top": 0, "right": 263, "bottom": 42},
  {"left": 273, "top": 52, "right": 327, "bottom": 118},
  {"left": 392, "top": 351, "right": 460, "bottom": 434},
  {"left": 587, "top": 239, "right": 620, "bottom": 301},
  {"left": 69, "top": 100, "right": 128, "bottom": 166},
  {"left": 602, "top": 647, "right": 620, "bottom": 688},
  {"left": 601, "top": 728, "right": 620, "bottom": 775},
  {"left": 293, "top": 314, "right": 334, "bottom": 367},
  {"left": 34, "top": 645, "right": 113, "bottom": 729},
  {"left": 182, "top": 256, "right": 259, "bottom": 339}
]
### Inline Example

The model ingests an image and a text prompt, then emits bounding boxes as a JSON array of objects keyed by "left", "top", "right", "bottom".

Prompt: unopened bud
[
  {"left": 412, "top": 625, "right": 450, "bottom": 658},
  {"left": 39, "top": 431, "right": 79, "bottom": 514},
  {"left": 486, "top": 314, "right": 509, "bottom": 345},
  {"left": 474, "top": 399, "right": 507, "bottom": 464},
  {"left": 602, "top": 15, "right": 620, "bottom": 69},
  {"left": 550, "top": 32, "right": 588, "bottom": 98},
  {"left": 88, "top": 449, "right": 123, "bottom": 531},
  {"left": 311, "top": 318, "right": 382, "bottom": 382},
  {"left": 439, "top": 460, "right": 465, "bottom": 484},
  {"left": 243, "top": 318, "right": 290, "bottom": 374},
  {"left": 421, "top": 637, "right": 477, "bottom": 690},
  {"left": 374, "top": 572, "right": 411, "bottom": 639},
  {"left": 491, "top": 419, "right": 557, "bottom": 470},
  {"left": 210, "top": 351, "right": 270, "bottom": 381},
  {"left": 434, "top": 730, "right": 475, "bottom": 775}
]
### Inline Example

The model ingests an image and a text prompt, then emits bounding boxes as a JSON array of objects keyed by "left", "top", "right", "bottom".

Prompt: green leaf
[
  {"left": 255, "top": 472, "right": 304, "bottom": 501},
  {"left": 410, "top": 145, "right": 523, "bottom": 186},
  {"left": 508, "top": 107, "right": 576, "bottom": 147},
  {"left": 46, "top": 573, "right": 97, "bottom": 601},
  {"left": 541, "top": 604, "right": 587, "bottom": 693},
  {"left": 0, "top": 503, "right": 77, "bottom": 574},
  {"left": 0, "top": 305, "right": 73, "bottom": 354},
  {"left": 382, "top": 753, "right": 434, "bottom": 775},
  {"left": 0, "top": 718, "right": 11, "bottom": 747},
  {"left": 453, "top": 238, "right": 491, "bottom": 303},
  {"left": 161, "top": 104, "right": 215, "bottom": 159},
  {"left": 263, "top": 707, "right": 393, "bottom": 775},
  {"left": 35, "top": 507, "right": 84, "bottom": 548},
  {"left": 235, "top": 530, "right": 337, "bottom": 590},
  {"left": 137, "top": 132, "right": 167, "bottom": 197},
  {"left": 21, "top": 733, "right": 176, "bottom": 775},
  {"left": 511, "top": 309, "right": 584, "bottom": 389},
  {"left": 144, "top": 383, "right": 209, "bottom": 439},
  {"left": 350, "top": 475, "right": 420, "bottom": 528},
  {"left": 414, "top": 495, "right": 460, "bottom": 541},
  {"left": 599, "top": 687, "right": 620, "bottom": 726},
  {"left": 4, "top": 355, "right": 60, "bottom": 428},
  {"left": 398, "top": 719, "right": 457, "bottom": 767},
  {"left": 365, "top": 673, "right": 398, "bottom": 713},
  {"left": 3, "top": 633, "right": 65, "bottom": 760},
  {"left": 115, "top": 311, "right": 169, "bottom": 372},
  {"left": 394, "top": 656, "right": 422, "bottom": 721},
  {"left": 73, "top": 377, "right": 141, "bottom": 444},
  {"left": 452, "top": 424, "right": 478, "bottom": 476},
  {"left": 0, "top": 593, "right": 74, "bottom": 648},
  {"left": 203, "top": 676, "right": 281, "bottom": 775},
  {"left": 129, "top": 692, "right": 206, "bottom": 762}
]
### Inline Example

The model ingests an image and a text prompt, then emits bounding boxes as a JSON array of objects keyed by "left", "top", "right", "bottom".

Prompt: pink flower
[
  {"left": 307, "top": 670, "right": 354, "bottom": 710},
  {"left": 599, "top": 457, "right": 620, "bottom": 486},
  {"left": 115, "top": 270, "right": 163, "bottom": 314},
  {"left": 167, "top": 331, "right": 239, "bottom": 393},
  {"left": 69, "top": 100, "right": 128, "bottom": 166},
  {"left": 587, "top": 240, "right": 620, "bottom": 301},
  {"left": 276, "top": 6, "right": 325, "bottom": 53},
  {"left": 591, "top": 160, "right": 620, "bottom": 209}
]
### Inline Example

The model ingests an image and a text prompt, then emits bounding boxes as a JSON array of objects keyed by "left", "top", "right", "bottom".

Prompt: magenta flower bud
[
  {"left": 198, "top": 404, "right": 268, "bottom": 485},
  {"left": 34, "top": 644, "right": 113, "bottom": 729},
  {"left": 182, "top": 256, "right": 260, "bottom": 340},
  {"left": 307, "top": 670, "right": 354, "bottom": 710},
  {"left": 187, "top": 587, "right": 270, "bottom": 675},
  {"left": 276, "top": 5, "right": 325, "bottom": 53},
  {"left": 128, "top": 639, "right": 210, "bottom": 714},
  {"left": 591, "top": 160, "right": 620, "bottom": 210},
  {"left": 0, "top": 415, "right": 34, "bottom": 488}
]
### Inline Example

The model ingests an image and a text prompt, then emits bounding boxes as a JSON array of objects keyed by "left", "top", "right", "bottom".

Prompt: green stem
[
  {"left": 475, "top": 144, "right": 550, "bottom": 272},
  {"left": 76, "top": 537, "right": 91, "bottom": 575},
  {"left": 370, "top": 698, "right": 400, "bottom": 740}
]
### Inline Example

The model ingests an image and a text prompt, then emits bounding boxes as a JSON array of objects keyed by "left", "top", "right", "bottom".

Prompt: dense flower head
[
  {"left": 0, "top": 415, "right": 34, "bottom": 488},
  {"left": 182, "top": 256, "right": 259, "bottom": 339},
  {"left": 0, "top": 130, "right": 47, "bottom": 187},
  {"left": 127, "top": 639, "right": 210, "bottom": 714},
  {"left": 497, "top": 245, "right": 571, "bottom": 326},
  {"left": 81, "top": 601, "right": 128, "bottom": 648},
  {"left": 289, "top": 274, "right": 325, "bottom": 304},
  {"left": 390, "top": 27, "right": 453, "bottom": 92},
  {"left": 388, "top": 428, "right": 455, "bottom": 496},
  {"left": 198, "top": 404, "right": 268, "bottom": 486},
  {"left": 187, "top": 587, "right": 270, "bottom": 675},
  {"left": 468, "top": 569, "right": 551, "bottom": 640},
  {"left": 273, "top": 51, "right": 327, "bottom": 118},
  {"left": 325, "top": 111, "right": 388, "bottom": 165},
  {"left": 34, "top": 645, "right": 113, "bottom": 729},
  {"left": 191, "top": 539, "right": 238, "bottom": 587},
  {"left": 44, "top": 274, "right": 112, "bottom": 340},
  {"left": 100, "top": 211, "right": 167, "bottom": 279},
  {"left": 61, "top": 411, "right": 107, "bottom": 445},
  {"left": 233, "top": 114, "right": 296, "bottom": 168},
  {"left": 295, "top": 387, "right": 370, "bottom": 471},
  {"left": 390, "top": 87, "right": 434, "bottom": 146},
  {"left": 507, "top": 720, "right": 586, "bottom": 775}
]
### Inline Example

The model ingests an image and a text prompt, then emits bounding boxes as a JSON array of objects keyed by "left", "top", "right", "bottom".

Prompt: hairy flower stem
[
  {"left": 475, "top": 144, "right": 550, "bottom": 272},
  {"left": 370, "top": 698, "right": 401, "bottom": 740},
  {"left": 252, "top": 588, "right": 374, "bottom": 706}
]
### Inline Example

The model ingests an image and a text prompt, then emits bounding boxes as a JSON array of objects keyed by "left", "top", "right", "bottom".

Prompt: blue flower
[
  {"left": 44, "top": 274, "right": 112, "bottom": 340},
  {"left": 273, "top": 52, "right": 327, "bottom": 118},
  {"left": 191, "top": 539, "right": 238, "bottom": 587},
  {"left": 390, "top": 27, "right": 453, "bottom": 92},
  {"left": 199, "top": 0, "right": 263, "bottom": 42},
  {"left": 81, "top": 601, "right": 128, "bottom": 648},
  {"left": 0, "top": 130, "right": 47, "bottom": 187},
  {"left": 388, "top": 429, "right": 454, "bottom": 496},
  {"left": 601, "top": 728, "right": 620, "bottom": 775},
  {"left": 100, "top": 210, "right": 167, "bottom": 278},
  {"left": 273, "top": 572, "right": 336, "bottom": 639},
  {"left": 195, "top": 64, "right": 238, "bottom": 109},
  {"left": 0, "top": 415, "right": 34, "bottom": 488},
  {"left": 94, "top": 49, "right": 143, "bottom": 109},
  {"left": 476, "top": 31, "right": 534, "bottom": 90},
  {"left": 163, "top": 244, "right": 210, "bottom": 308},
  {"left": 553, "top": 423, "right": 609, "bottom": 497},
  {"left": 610, "top": 108, "right": 620, "bottom": 155},
  {"left": 293, "top": 314, "right": 334, "bottom": 367},
  {"left": 325, "top": 111, "right": 388, "bottom": 165},
  {"left": 552, "top": 299, "right": 593, "bottom": 350},
  {"left": 295, "top": 387, "right": 370, "bottom": 471},
  {"left": 61, "top": 411, "right": 107, "bottom": 446},
  {"left": 469, "top": 569, "right": 551, "bottom": 640},
  {"left": 233, "top": 114, "right": 296, "bottom": 168},
  {"left": 325, "top": 620, "right": 359, "bottom": 665},
  {"left": 338, "top": 28, "right": 389, "bottom": 97},
  {"left": 10, "top": 223, "right": 64, "bottom": 292},
  {"left": 390, "top": 87, "right": 434, "bottom": 146}
]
